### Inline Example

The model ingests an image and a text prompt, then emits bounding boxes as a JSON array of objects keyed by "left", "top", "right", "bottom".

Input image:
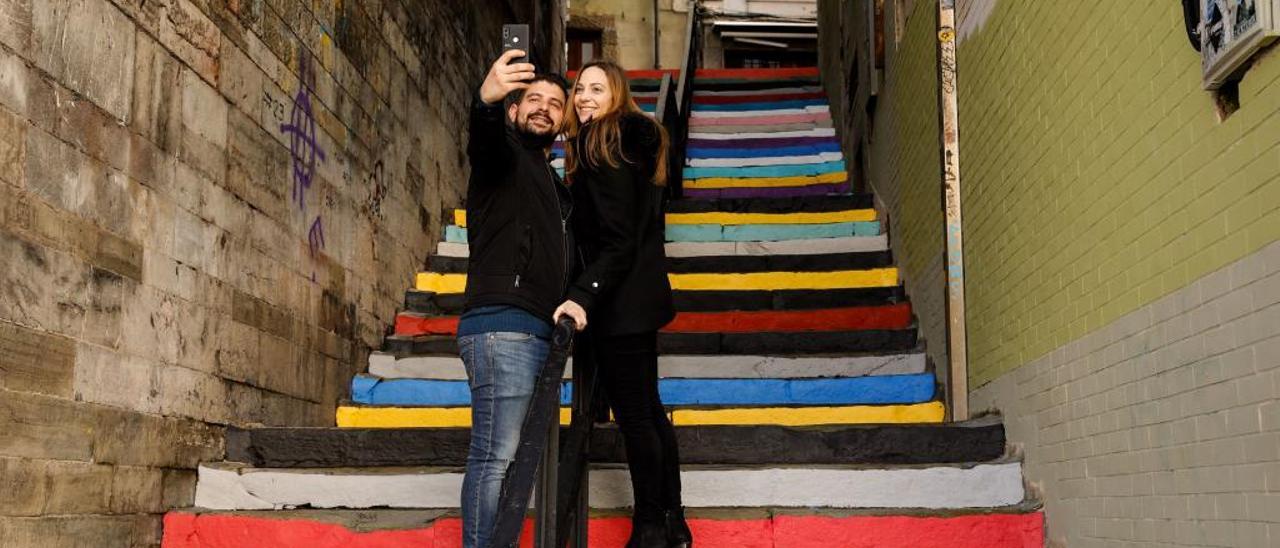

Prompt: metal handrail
[
  {"left": 669, "top": 1, "right": 702, "bottom": 199},
  {"left": 489, "top": 317, "right": 578, "bottom": 548}
]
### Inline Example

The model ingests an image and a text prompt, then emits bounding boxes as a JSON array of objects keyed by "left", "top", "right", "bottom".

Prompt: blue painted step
[
  {"left": 683, "top": 160, "right": 846, "bottom": 180},
  {"left": 350, "top": 374, "right": 937, "bottom": 407}
]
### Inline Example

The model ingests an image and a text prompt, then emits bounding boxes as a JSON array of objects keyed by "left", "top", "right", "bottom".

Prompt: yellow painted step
[
  {"left": 455, "top": 206, "right": 876, "bottom": 228},
  {"left": 416, "top": 268, "right": 900, "bottom": 293},
  {"left": 336, "top": 402, "right": 945, "bottom": 428},
  {"left": 684, "top": 171, "right": 847, "bottom": 190}
]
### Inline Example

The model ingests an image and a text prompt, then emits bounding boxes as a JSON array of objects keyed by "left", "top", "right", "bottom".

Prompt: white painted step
[
  {"left": 686, "top": 152, "right": 844, "bottom": 168},
  {"left": 693, "top": 86, "right": 823, "bottom": 97},
  {"left": 194, "top": 461, "right": 1025, "bottom": 511},
  {"left": 369, "top": 352, "right": 927, "bottom": 380},
  {"left": 437, "top": 234, "right": 889, "bottom": 259}
]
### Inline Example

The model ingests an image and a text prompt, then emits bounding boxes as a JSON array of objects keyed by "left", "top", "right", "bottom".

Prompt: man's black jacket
[
  {"left": 462, "top": 97, "right": 573, "bottom": 321},
  {"left": 566, "top": 112, "right": 675, "bottom": 336}
]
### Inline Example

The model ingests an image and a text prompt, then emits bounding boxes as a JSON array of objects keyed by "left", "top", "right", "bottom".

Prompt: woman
[{"left": 553, "top": 61, "right": 692, "bottom": 548}]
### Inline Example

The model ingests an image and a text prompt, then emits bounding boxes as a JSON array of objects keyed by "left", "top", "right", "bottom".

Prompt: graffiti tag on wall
[{"left": 280, "top": 49, "right": 328, "bottom": 278}]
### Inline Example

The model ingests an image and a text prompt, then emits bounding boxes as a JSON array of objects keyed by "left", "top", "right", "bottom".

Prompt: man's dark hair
[{"left": 511, "top": 73, "right": 569, "bottom": 104}]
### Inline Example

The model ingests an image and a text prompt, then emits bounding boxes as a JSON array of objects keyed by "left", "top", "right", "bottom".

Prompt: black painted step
[
  {"left": 666, "top": 194, "right": 874, "bottom": 214},
  {"left": 693, "top": 77, "right": 822, "bottom": 91},
  {"left": 406, "top": 286, "right": 907, "bottom": 316},
  {"left": 427, "top": 251, "right": 896, "bottom": 275},
  {"left": 383, "top": 326, "right": 917, "bottom": 356},
  {"left": 225, "top": 417, "right": 1005, "bottom": 468}
]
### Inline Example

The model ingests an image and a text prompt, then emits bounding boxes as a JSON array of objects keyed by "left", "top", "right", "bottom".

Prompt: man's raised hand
[{"left": 480, "top": 49, "right": 536, "bottom": 105}]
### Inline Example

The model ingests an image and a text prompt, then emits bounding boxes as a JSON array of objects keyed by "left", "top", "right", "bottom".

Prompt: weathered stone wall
[{"left": 0, "top": 0, "right": 562, "bottom": 546}]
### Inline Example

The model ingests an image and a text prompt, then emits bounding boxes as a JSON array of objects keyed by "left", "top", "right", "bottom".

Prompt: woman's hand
[{"left": 553, "top": 300, "right": 588, "bottom": 331}]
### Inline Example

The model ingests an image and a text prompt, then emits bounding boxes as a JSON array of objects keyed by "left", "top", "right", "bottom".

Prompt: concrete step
[
  {"left": 335, "top": 401, "right": 946, "bottom": 428},
  {"left": 382, "top": 325, "right": 916, "bottom": 356},
  {"left": 415, "top": 268, "right": 899, "bottom": 295},
  {"left": 367, "top": 351, "right": 927, "bottom": 380},
  {"left": 225, "top": 417, "right": 1004, "bottom": 468},
  {"left": 192, "top": 460, "right": 1026, "bottom": 511},
  {"left": 163, "top": 505, "right": 1044, "bottom": 548},
  {"left": 349, "top": 373, "right": 936, "bottom": 408},
  {"left": 404, "top": 286, "right": 907, "bottom": 316}
]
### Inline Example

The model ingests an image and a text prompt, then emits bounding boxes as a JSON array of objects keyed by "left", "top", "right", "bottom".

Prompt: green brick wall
[{"left": 958, "top": 2, "right": 1280, "bottom": 386}]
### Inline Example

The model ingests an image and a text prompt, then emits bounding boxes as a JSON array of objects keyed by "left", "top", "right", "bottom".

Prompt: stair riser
[
  {"left": 383, "top": 328, "right": 917, "bottom": 356},
  {"left": 162, "top": 511, "right": 1044, "bottom": 548},
  {"left": 406, "top": 287, "right": 907, "bottom": 316},
  {"left": 335, "top": 402, "right": 946, "bottom": 428},
  {"left": 429, "top": 250, "right": 896, "bottom": 274},
  {"left": 395, "top": 303, "right": 913, "bottom": 337},
  {"left": 681, "top": 182, "right": 851, "bottom": 199},
  {"left": 226, "top": 421, "right": 1004, "bottom": 468},
  {"left": 443, "top": 220, "right": 878, "bottom": 243},
  {"left": 369, "top": 352, "right": 927, "bottom": 380},
  {"left": 351, "top": 374, "right": 936, "bottom": 407},
  {"left": 193, "top": 463, "right": 1025, "bottom": 511},
  {"left": 683, "top": 160, "right": 844, "bottom": 179}
]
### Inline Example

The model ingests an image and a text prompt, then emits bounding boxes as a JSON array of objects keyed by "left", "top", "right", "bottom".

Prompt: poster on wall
[{"left": 1201, "top": 0, "right": 1280, "bottom": 88}]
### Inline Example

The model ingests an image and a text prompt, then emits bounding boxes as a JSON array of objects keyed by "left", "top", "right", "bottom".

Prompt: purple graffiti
[
  {"left": 308, "top": 217, "right": 325, "bottom": 258},
  {"left": 281, "top": 48, "right": 327, "bottom": 274}
]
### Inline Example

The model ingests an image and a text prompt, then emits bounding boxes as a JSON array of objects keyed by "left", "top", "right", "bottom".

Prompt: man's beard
[{"left": 517, "top": 111, "right": 557, "bottom": 144}]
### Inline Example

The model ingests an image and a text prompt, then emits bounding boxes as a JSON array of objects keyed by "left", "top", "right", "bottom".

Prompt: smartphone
[{"left": 502, "top": 24, "right": 530, "bottom": 65}]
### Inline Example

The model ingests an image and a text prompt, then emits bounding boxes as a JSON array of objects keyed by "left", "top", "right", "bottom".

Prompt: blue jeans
[{"left": 458, "top": 331, "right": 550, "bottom": 548}]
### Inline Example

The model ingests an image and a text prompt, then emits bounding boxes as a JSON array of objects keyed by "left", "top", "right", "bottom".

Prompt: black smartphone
[{"left": 502, "top": 24, "right": 530, "bottom": 65}]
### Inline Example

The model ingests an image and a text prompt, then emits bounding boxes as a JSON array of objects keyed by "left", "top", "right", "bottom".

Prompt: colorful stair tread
[
  {"left": 667, "top": 192, "right": 871, "bottom": 212},
  {"left": 428, "top": 249, "right": 894, "bottom": 275},
  {"left": 682, "top": 160, "right": 845, "bottom": 180},
  {"left": 351, "top": 373, "right": 935, "bottom": 407},
  {"left": 455, "top": 206, "right": 874, "bottom": 228},
  {"left": 689, "top": 127, "right": 835, "bottom": 139},
  {"left": 694, "top": 85, "right": 824, "bottom": 97},
  {"left": 687, "top": 121, "right": 835, "bottom": 134},
  {"left": 686, "top": 143, "right": 842, "bottom": 158},
  {"left": 689, "top": 111, "right": 831, "bottom": 127},
  {"left": 163, "top": 507, "right": 1044, "bottom": 548},
  {"left": 690, "top": 105, "right": 830, "bottom": 119},
  {"left": 194, "top": 459, "right": 1023, "bottom": 510},
  {"left": 686, "top": 153, "right": 846, "bottom": 168},
  {"left": 681, "top": 182, "right": 852, "bottom": 199},
  {"left": 225, "top": 416, "right": 1002, "bottom": 468},
  {"left": 432, "top": 234, "right": 889, "bottom": 260},
  {"left": 693, "top": 90, "right": 826, "bottom": 103},
  {"left": 336, "top": 401, "right": 945, "bottom": 428},
  {"left": 686, "top": 135, "right": 837, "bottom": 148},
  {"left": 367, "top": 351, "right": 927, "bottom": 381},
  {"left": 682, "top": 172, "right": 847, "bottom": 191},
  {"left": 691, "top": 99, "right": 829, "bottom": 111},
  {"left": 665, "top": 220, "right": 879, "bottom": 242},
  {"left": 414, "top": 268, "right": 899, "bottom": 294}
]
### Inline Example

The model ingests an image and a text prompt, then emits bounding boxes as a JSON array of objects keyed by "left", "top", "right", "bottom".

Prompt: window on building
[{"left": 568, "top": 28, "right": 603, "bottom": 72}]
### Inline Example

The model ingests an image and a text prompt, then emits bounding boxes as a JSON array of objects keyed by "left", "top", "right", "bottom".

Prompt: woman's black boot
[
  {"left": 625, "top": 516, "right": 669, "bottom": 548},
  {"left": 665, "top": 508, "right": 693, "bottom": 548}
]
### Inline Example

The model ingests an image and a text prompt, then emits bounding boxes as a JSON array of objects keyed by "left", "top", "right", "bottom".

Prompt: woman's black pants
[{"left": 583, "top": 330, "right": 683, "bottom": 520}]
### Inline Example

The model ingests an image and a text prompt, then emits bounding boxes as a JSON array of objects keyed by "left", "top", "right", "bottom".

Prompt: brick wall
[
  {"left": 0, "top": 0, "right": 562, "bottom": 545},
  {"left": 973, "top": 240, "right": 1280, "bottom": 547}
]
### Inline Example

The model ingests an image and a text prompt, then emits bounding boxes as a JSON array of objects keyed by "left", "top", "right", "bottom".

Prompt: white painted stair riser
[
  {"left": 193, "top": 463, "right": 1025, "bottom": 511},
  {"left": 368, "top": 353, "right": 928, "bottom": 381}
]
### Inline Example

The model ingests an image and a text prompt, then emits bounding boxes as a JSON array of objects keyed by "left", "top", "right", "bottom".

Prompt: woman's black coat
[{"left": 565, "top": 112, "right": 675, "bottom": 336}]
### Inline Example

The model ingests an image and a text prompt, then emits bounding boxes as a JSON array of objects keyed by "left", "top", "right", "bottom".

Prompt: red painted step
[
  {"left": 694, "top": 91, "right": 826, "bottom": 104},
  {"left": 394, "top": 303, "right": 912, "bottom": 337},
  {"left": 661, "top": 303, "right": 912, "bottom": 333},
  {"left": 163, "top": 510, "right": 1044, "bottom": 548}
]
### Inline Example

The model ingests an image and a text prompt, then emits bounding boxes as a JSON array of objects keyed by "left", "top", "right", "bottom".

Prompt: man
[{"left": 457, "top": 49, "right": 576, "bottom": 548}]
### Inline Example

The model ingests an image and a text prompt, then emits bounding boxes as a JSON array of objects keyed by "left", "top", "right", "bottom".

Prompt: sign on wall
[{"left": 1202, "top": 0, "right": 1280, "bottom": 88}]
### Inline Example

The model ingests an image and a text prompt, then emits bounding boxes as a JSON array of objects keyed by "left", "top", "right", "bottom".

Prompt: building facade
[{"left": 822, "top": 0, "right": 1280, "bottom": 545}]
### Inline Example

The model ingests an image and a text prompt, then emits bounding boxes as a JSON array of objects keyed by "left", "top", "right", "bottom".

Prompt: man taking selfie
[{"left": 457, "top": 48, "right": 576, "bottom": 548}]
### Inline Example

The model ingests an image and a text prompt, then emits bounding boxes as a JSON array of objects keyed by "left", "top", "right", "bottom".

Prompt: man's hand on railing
[{"left": 553, "top": 300, "right": 588, "bottom": 331}]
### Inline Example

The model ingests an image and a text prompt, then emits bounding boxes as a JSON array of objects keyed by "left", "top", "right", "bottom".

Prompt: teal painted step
[
  {"left": 350, "top": 373, "right": 938, "bottom": 407},
  {"left": 666, "top": 222, "right": 881, "bottom": 242},
  {"left": 683, "top": 160, "right": 846, "bottom": 180}
]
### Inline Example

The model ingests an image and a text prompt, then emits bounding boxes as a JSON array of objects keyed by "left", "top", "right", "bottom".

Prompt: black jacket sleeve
[
  {"left": 467, "top": 93, "right": 511, "bottom": 182},
  {"left": 566, "top": 115, "right": 660, "bottom": 311}
]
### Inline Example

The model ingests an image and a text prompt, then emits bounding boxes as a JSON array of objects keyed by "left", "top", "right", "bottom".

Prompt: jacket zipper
[{"left": 547, "top": 161, "right": 571, "bottom": 297}]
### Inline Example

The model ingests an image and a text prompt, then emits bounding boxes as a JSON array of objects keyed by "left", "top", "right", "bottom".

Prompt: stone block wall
[{"left": 0, "top": 0, "right": 562, "bottom": 545}]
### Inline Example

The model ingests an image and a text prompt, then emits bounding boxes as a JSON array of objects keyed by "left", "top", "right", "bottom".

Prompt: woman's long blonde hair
[{"left": 564, "top": 61, "right": 669, "bottom": 187}]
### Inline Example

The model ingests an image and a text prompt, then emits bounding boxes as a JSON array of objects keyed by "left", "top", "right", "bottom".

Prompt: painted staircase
[{"left": 162, "top": 68, "right": 1043, "bottom": 547}]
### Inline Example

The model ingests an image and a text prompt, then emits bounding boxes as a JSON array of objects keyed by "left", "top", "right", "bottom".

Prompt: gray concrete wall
[
  {"left": 973, "top": 240, "right": 1280, "bottom": 547},
  {"left": 0, "top": 0, "right": 561, "bottom": 545}
]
